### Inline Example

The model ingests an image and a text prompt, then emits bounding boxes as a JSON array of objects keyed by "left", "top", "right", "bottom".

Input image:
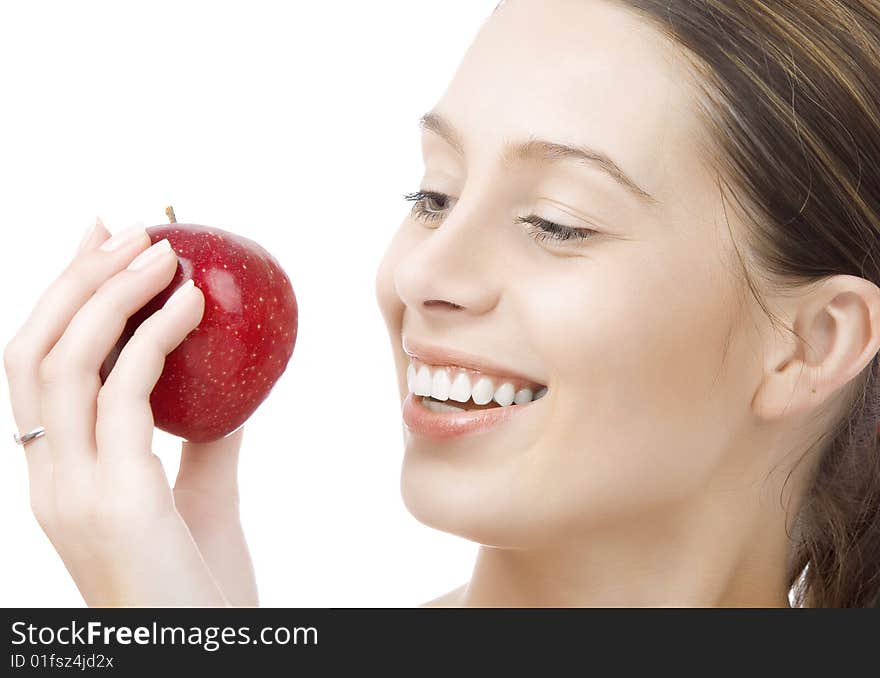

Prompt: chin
[{"left": 399, "top": 442, "right": 553, "bottom": 548}]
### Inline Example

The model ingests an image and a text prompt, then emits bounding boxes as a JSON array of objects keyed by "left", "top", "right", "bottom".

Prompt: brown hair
[
  {"left": 609, "top": 0, "right": 880, "bottom": 607},
  {"left": 493, "top": 0, "right": 880, "bottom": 605}
]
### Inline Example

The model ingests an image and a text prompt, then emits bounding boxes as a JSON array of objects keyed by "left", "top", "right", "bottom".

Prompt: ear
[{"left": 753, "top": 274, "right": 880, "bottom": 421}]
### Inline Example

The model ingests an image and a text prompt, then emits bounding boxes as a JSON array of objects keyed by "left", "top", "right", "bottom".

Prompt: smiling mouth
[{"left": 402, "top": 351, "right": 550, "bottom": 438}]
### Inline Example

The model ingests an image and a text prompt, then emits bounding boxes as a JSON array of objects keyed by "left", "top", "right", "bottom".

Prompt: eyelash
[{"left": 402, "top": 190, "right": 598, "bottom": 243}]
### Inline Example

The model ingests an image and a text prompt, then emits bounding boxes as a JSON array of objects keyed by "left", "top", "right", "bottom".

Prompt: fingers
[
  {"left": 41, "top": 238, "right": 180, "bottom": 475},
  {"left": 96, "top": 279, "right": 205, "bottom": 461},
  {"left": 10, "top": 221, "right": 149, "bottom": 365},
  {"left": 4, "top": 219, "right": 149, "bottom": 507},
  {"left": 4, "top": 219, "right": 109, "bottom": 503}
]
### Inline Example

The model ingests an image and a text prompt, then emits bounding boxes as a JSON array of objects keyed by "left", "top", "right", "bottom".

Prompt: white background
[{"left": 0, "top": 0, "right": 498, "bottom": 607}]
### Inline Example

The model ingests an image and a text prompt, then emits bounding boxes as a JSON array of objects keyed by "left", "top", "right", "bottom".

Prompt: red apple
[{"left": 99, "top": 221, "right": 298, "bottom": 443}]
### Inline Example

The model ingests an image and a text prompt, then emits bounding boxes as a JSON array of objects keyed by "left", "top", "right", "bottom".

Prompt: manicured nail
[
  {"left": 99, "top": 225, "right": 146, "bottom": 252},
  {"left": 126, "top": 238, "right": 172, "bottom": 271},
  {"left": 163, "top": 279, "right": 195, "bottom": 308}
]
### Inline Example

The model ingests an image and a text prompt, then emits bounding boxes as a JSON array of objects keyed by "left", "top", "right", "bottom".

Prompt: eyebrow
[{"left": 419, "top": 111, "right": 659, "bottom": 206}]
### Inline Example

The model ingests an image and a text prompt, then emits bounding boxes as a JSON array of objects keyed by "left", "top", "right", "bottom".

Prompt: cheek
[{"left": 523, "top": 245, "right": 740, "bottom": 513}]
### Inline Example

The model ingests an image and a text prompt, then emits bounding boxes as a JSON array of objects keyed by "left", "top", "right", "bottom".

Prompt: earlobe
[{"left": 752, "top": 275, "right": 880, "bottom": 422}]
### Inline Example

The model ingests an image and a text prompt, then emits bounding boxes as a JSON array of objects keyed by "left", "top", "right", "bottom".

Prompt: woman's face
[{"left": 375, "top": 0, "right": 761, "bottom": 548}]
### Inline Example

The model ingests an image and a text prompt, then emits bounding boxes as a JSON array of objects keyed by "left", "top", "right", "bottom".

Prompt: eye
[
  {"left": 515, "top": 215, "right": 599, "bottom": 244},
  {"left": 403, "top": 190, "right": 600, "bottom": 243},
  {"left": 403, "top": 190, "right": 453, "bottom": 224}
]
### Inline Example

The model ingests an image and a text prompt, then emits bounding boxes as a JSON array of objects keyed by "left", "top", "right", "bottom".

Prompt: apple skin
[{"left": 99, "top": 223, "right": 298, "bottom": 443}]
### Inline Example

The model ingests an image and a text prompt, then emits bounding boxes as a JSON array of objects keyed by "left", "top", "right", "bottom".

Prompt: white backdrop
[{"left": 0, "top": 0, "right": 498, "bottom": 607}]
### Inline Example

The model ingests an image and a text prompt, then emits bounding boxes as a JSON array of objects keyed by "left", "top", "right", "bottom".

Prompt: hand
[{"left": 4, "top": 219, "right": 256, "bottom": 606}]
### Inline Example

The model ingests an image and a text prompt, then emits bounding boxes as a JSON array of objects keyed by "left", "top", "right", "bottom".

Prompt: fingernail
[
  {"left": 126, "top": 238, "right": 172, "bottom": 271},
  {"left": 76, "top": 218, "right": 99, "bottom": 254},
  {"left": 163, "top": 279, "right": 195, "bottom": 307},
  {"left": 99, "top": 225, "right": 146, "bottom": 252}
]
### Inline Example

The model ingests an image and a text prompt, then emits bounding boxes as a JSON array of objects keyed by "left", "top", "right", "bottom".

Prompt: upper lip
[{"left": 402, "top": 336, "right": 546, "bottom": 387}]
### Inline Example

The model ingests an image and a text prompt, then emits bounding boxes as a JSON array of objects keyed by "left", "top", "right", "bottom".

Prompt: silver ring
[{"left": 13, "top": 426, "right": 45, "bottom": 446}]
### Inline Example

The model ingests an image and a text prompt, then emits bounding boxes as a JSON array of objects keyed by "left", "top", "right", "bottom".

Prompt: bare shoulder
[{"left": 419, "top": 583, "right": 468, "bottom": 607}]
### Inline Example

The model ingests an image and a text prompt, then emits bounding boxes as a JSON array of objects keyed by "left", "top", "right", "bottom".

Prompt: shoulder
[{"left": 419, "top": 583, "right": 468, "bottom": 607}]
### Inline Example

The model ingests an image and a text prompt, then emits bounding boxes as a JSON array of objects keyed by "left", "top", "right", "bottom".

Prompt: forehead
[{"left": 432, "top": 0, "right": 707, "bottom": 205}]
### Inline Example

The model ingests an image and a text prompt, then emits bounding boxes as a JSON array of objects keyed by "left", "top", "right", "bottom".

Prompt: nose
[{"left": 394, "top": 198, "right": 502, "bottom": 318}]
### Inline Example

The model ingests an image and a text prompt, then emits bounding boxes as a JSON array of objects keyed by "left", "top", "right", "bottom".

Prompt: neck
[{"left": 459, "top": 488, "right": 794, "bottom": 608}]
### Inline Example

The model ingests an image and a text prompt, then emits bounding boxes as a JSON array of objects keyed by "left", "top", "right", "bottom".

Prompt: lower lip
[{"left": 402, "top": 393, "right": 539, "bottom": 439}]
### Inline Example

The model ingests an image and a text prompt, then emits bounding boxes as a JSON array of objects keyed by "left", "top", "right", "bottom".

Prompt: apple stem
[{"left": 165, "top": 205, "right": 177, "bottom": 224}]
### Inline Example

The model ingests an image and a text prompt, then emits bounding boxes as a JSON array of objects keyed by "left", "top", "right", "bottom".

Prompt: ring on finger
[{"left": 14, "top": 426, "right": 46, "bottom": 446}]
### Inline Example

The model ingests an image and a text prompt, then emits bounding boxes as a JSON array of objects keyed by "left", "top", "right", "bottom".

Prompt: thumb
[{"left": 174, "top": 425, "right": 245, "bottom": 499}]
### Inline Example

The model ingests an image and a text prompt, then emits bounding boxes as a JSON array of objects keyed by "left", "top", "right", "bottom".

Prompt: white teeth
[
  {"left": 422, "top": 398, "right": 467, "bottom": 413},
  {"left": 471, "top": 376, "right": 495, "bottom": 405},
  {"left": 514, "top": 388, "right": 533, "bottom": 405},
  {"left": 430, "top": 369, "right": 451, "bottom": 401},
  {"left": 493, "top": 382, "right": 516, "bottom": 407},
  {"left": 414, "top": 365, "right": 433, "bottom": 396},
  {"left": 449, "top": 372, "right": 472, "bottom": 402},
  {"left": 407, "top": 359, "right": 546, "bottom": 407}
]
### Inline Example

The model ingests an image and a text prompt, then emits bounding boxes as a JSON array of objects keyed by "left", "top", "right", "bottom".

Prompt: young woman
[{"left": 6, "top": 0, "right": 880, "bottom": 607}]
